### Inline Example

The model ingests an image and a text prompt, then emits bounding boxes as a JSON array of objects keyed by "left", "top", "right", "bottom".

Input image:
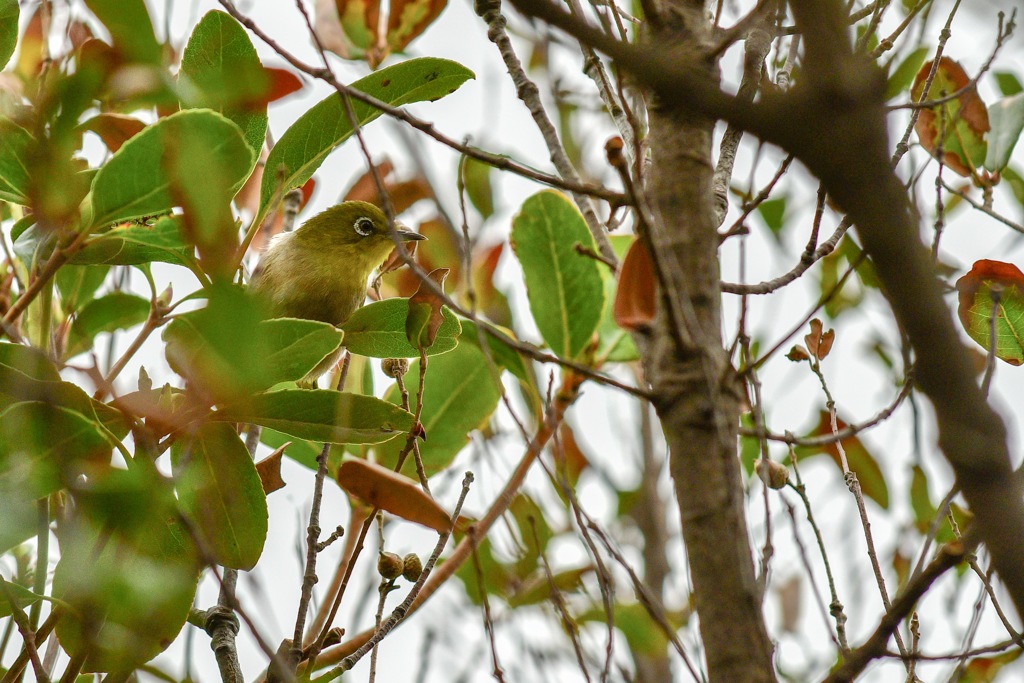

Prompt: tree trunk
[{"left": 639, "top": 4, "right": 777, "bottom": 682}]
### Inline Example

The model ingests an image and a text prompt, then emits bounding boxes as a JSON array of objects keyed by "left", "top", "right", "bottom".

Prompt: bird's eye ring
[{"left": 354, "top": 217, "right": 375, "bottom": 236}]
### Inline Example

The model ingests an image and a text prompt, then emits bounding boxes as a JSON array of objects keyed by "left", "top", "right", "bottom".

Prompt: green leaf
[
  {"left": 84, "top": 0, "right": 161, "bottom": 65},
  {"left": 163, "top": 284, "right": 266, "bottom": 403},
  {"left": 995, "top": 71, "right": 1024, "bottom": 97},
  {"left": 90, "top": 109, "right": 255, "bottom": 229},
  {"left": 1004, "top": 166, "right": 1024, "bottom": 209},
  {"left": 163, "top": 118, "right": 249, "bottom": 279},
  {"left": 66, "top": 292, "right": 150, "bottom": 359},
  {"left": 0, "top": 342, "right": 60, "bottom": 381},
  {"left": 0, "top": 401, "right": 115, "bottom": 553},
  {"left": 375, "top": 341, "right": 501, "bottom": 477},
  {"left": 596, "top": 234, "right": 638, "bottom": 363},
  {"left": 457, "top": 319, "right": 531, "bottom": 383},
  {"left": 53, "top": 467, "right": 199, "bottom": 673},
  {"left": 0, "top": 402, "right": 113, "bottom": 498},
  {"left": 0, "top": 117, "right": 33, "bottom": 205},
  {"left": 955, "top": 259, "right": 1024, "bottom": 365},
  {"left": 884, "top": 46, "right": 928, "bottom": 101},
  {"left": 260, "top": 318, "right": 345, "bottom": 386},
  {"left": 510, "top": 190, "right": 605, "bottom": 359},
  {"left": 984, "top": 93, "right": 1024, "bottom": 172},
  {"left": 56, "top": 264, "right": 110, "bottom": 313},
  {"left": 0, "top": 363, "right": 130, "bottom": 440},
  {"left": 508, "top": 566, "right": 590, "bottom": 607},
  {"left": 0, "top": 578, "right": 45, "bottom": 618},
  {"left": 341, "top": 297, "right": 460, "bottom": 358},
  {"left": 757, "top": 196, "right": 787, "bottom": 239},
  {"left": 259, "top": 57, "right": 474, "bottom": 218},
  {"left": 462, "top": 155, "right": 495, "bottom": 218},
  {"left": 909, "top": 465, "right": 935, "bottom": 532},
  {"left": 579, "top": 602, "right": 687, "bottom": 657},
  {"left": 179, "top": 10, "right": 269, "bottom": 154},
  {"left": 218, "top": 390, "right": 414, "bottom": 444},
  {"left": 260, "top": 427, "right": 323, "bottom": 471},
  {"left": 172, "top": 422, "right": 268, "bottom": 570},
  {"left": 70, "top": 216, "right": 194, "bottom": 268},
  {"left": 163, "top": 287, "right": 346, "bottom": 401},
  {"left": 0, "top": 0, "right": 18, "bottom": 71}
]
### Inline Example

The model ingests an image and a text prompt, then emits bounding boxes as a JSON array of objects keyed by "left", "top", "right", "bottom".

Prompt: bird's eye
[{"left": 354, "top": 217, "right": 375, "bottom": 236}]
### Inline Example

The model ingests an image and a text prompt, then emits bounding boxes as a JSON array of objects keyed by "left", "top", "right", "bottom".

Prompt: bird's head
[{"left": 296, "top": 201, "right": 425, "bottom": 262}]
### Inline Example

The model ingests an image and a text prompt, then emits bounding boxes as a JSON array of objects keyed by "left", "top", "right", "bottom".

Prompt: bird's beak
[
  {"left": 396, "top": 228, "right": 426, "bottom": 241},
  {"left": 394, "top": 224, "right": 427, "bottom": 241}
]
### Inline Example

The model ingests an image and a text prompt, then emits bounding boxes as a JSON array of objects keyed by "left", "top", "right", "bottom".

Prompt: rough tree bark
[{"left": 638, "top": 2, "right": 777, "bottom": 682}]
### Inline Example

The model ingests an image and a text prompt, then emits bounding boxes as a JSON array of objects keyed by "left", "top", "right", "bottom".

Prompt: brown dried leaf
[
  {"left": 255, "top": 445, "right": 287, "bottom": 495},
  {"left": 804, "top": 318, "right": 835, "bottom": 361},
  {"left": 336, "top": 458, "right": 451, "bottom": 532},
  {"left": 786, "top": 345, "right": 811, "bottom": 362}
]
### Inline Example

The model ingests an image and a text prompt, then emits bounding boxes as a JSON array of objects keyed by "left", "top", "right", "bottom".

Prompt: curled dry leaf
[
  {"left": 804, "top": 318, "right": 835, "bottom": 361},
  {"left": 336, "top": 458, "right": 452, "bottom": 533},
  {"left": 255, "top": 444, "right": 288, "bottom": 495},
  {"left": 613, "top": 238, "right": 656, "bottom": 331},
  {"left": 786, "top": 345, "right": 811, "bottom": 362}
]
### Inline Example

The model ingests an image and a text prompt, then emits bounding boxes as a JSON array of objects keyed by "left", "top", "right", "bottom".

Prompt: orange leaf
[
  {"left": 15, "top": 8, "right": 45, "bottom": 80},
  {"left": 343, "top": 160, "right": 432, "bottom": 213},
  {"left": 336, "top": 458, "right": 452, "bottom": 532},
  {"left": 392, "top": 219, "right": 462, "bottom": 296},
  {"left": 912, "top": 57, "right": 990, "bottom": 177},
  {"left": 613, "top": 238, "right": 656, "bottom": 331},
  {"left": 555, "top": 424, "right": 589, "bottom": 488},
  {"left": 345, "top": 160, "right": 395, "bottom": 203}
]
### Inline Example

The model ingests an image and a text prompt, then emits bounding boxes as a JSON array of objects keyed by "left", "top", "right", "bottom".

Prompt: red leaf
[
  {"left": 262, "top": 67, "right": 303, "bottom": 105},
  {"left": 613, "top": 238, "right": 656, "bottom": 331},
  {"left": 336, "top": 458, "right": 451, "bottom": 532}
]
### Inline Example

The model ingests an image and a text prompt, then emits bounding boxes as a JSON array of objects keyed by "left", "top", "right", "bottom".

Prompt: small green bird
[{"left": 251, "top": 201, "right": 425, "bottom": 383}]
